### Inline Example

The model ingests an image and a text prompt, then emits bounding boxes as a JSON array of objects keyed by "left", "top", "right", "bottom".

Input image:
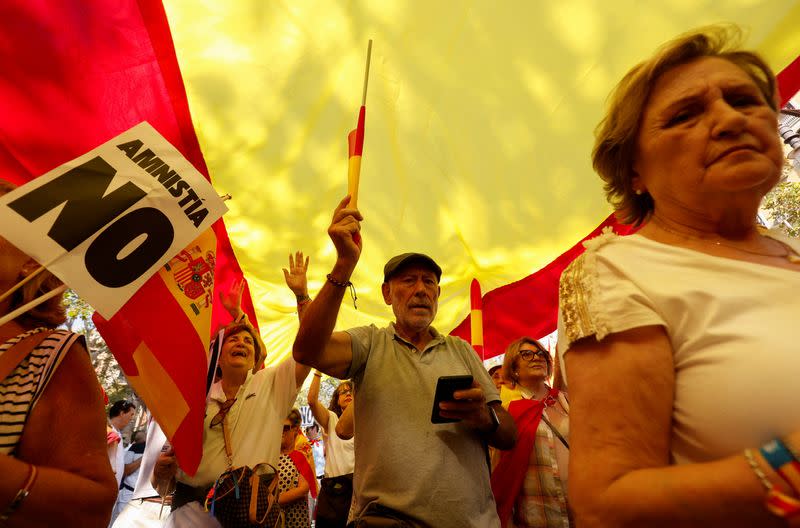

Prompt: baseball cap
[{"left": 383, "top": 253, "right": 442, "bottom": 283}]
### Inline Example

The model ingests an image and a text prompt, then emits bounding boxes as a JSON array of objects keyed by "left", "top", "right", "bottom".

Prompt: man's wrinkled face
[{"left": 382, "top": 265, "right": 440, "bottom": 332}]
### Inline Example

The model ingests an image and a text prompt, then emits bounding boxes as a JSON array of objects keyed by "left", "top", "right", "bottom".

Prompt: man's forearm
[
  {"left": 292, "top": 264, "right": 352, "bottom": 367},
  {"left": 486, "top": 403, "right": 517, "bottom": 450},
  {"left": 123, "top": 457, "right": 142, "bottom": 476}
]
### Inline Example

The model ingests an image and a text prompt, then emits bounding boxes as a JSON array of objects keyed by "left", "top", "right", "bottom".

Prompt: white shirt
[
  {"left": 558, "top": 230, "right": 800, "bottom": 464},
  {"left": 109, "top": 425, "right": 126, "bottom": 486},
  {"left": 131, "top": 419, "right": 164, "bottom": 500},
  {"left": 179, "top": 358, "right": 298, "bottom": 487},
  {"left": 323, "top": 410, "right": 354, "bottom": 477}
]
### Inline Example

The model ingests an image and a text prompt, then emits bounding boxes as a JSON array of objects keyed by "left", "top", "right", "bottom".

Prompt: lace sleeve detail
[{"left": 559, "top": 228, "right": 618, "bottom": 348}]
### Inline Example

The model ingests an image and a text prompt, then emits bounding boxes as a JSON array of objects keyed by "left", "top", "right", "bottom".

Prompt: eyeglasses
[
  {"left": 339, "top": 389, "right": 352, "bottom": 397},
  {"left": 210, "top": 398, "right": 236, "bottom": 429},
  {"left": 519, "top": 349, "right": 549, "bottom": 362}
]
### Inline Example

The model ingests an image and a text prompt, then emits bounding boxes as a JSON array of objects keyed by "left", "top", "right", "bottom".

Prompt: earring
[{"left": 635, "top": 189, "right": 643, "bottom": 196}]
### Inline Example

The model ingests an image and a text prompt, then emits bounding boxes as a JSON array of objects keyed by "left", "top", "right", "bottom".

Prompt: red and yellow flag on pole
[
  {"left": 469, "top": 278, "right": 485, "bottom": 361},
  {"left": 347, "top": 106, "right": 366, "bottom": 209},
  {"left": 347, "top": 40, "right": 372, "bottom": 210},
  {"left": 93, "top": 229, "right": 217, "bottom": 474}
]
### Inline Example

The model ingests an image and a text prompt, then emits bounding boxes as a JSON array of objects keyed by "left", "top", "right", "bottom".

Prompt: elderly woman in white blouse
[{"left": 558, "top": 26, "right": 800, "bottom": 528}]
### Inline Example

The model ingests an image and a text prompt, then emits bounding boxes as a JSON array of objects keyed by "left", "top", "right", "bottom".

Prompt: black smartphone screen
[{"left": 430, "top": 375, "right": 474, "bottom": 424}]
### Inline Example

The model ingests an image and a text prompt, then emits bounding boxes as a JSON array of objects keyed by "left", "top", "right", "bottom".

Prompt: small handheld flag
[
  {"left": 470, "top": 278, "right": 485, "bottom": 360},
  {"left": 347, "top": 40, "right": 372, "bottom": 210}
]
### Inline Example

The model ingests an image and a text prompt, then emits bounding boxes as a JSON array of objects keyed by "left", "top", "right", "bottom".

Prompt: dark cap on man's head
[{"left": 383, "top": 253, "right": 442, "bottom": 283}]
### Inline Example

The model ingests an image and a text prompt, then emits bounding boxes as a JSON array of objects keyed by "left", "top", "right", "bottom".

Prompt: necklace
[{"left": 651, "top": 218, "right": 800, "bottom": 264}]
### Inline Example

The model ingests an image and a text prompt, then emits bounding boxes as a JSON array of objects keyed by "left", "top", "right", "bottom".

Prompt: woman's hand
[
  {"left": 219, "top": 277, "right": 245, "bottom": 320},
  {"left": 283, "top": 251, "right": 309, "bottom": 298}
]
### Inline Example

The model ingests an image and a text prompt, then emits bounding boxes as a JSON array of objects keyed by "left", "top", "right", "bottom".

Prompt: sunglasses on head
[
  {"left": 519, "top": 348, "right": 549, "bottom": 362},
  {"left": 282, "top": 424, "right": 295, "bottom": 432}
]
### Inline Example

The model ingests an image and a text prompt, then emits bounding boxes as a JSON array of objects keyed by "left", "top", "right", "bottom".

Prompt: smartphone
[{"left": 430, "top": 375, "right": 474, "bottom": 424}]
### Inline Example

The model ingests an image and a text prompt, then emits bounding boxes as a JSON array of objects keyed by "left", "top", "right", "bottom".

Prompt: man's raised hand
[{"left": 328, "top": 195, "right": 363, "bottom": 270}]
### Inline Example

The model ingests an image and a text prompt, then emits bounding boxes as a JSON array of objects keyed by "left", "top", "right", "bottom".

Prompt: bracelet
[
  {"left": 783, "top": 437, "right": 800, "bottom": 464},
  {"left": 297, "top": 295, "right": 312, "bottom": 307},
  {"left": 326, "top": 274, "right": 358, "bottom": 310},
  {"left": 326, "top": 274, "right": 350, "bottom": 288},
  {"left": 744, "top": 449, "right": 800, "bottom": 519},
  {"left": 0, "top": 463, "right": 38, "bottom": 521},
  {"left": 745, "top": 449, "right": 773, "bottom": 491},
  {"left": 761, "top": 439, "right": 800, "bottom": 493}
]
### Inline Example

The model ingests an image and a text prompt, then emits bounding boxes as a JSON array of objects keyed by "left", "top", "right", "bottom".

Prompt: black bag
[
  {"left": 315, "top": 473, "right": 353, "bottom": 527},
  {"left": 206, "top": 403, "right": 284, "bottom": 528},
  {"left": 208, "top": 463, "right": 283, "bottom": 528}
]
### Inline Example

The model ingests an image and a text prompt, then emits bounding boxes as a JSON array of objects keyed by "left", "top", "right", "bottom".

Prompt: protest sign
[{"left": 0, "top": 122, "right": 227, "bottom": 317}]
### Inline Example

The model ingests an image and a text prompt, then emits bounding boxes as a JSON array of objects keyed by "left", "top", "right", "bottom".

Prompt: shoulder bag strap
[
  {"left": 221, "top": 412, "right": 234, "bottom": 468},
  {"left": 540, "top": 413, "right": 569, "bottom": 450},
  {"left": 0, "top": 330, "right": 50, "bottom": 382}
]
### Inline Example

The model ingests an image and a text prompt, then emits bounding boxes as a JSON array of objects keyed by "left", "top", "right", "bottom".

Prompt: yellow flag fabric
[{"left": 163, "top": 1, "right": 800, "bottom": 367}]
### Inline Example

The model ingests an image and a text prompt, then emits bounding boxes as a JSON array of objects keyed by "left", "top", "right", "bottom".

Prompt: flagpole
[
  {"left": 0, "top": 255, "right": 62, "bottom": 305},
  {"left": 362, "top": 40, "right": 372, "bottom": 106},
  {"left": 0, "top": 284, "right": 68, "bottom": 327},
  {"left": 0, "top": 266, "right": 46, "bottom": 305},
  {"left": 348, "top": 40, "right": 373, "bottom": 210}
]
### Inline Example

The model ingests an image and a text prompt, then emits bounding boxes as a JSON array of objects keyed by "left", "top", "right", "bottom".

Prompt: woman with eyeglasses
[
  {"left": 153, "top": 252, "right": 312, "bottom": 523},
  {"left": 278, "top": 408, "right": 316, "bottom": 528},
  {"left": 491, "top": 337, "right": 571, "bottom": 528},
  {"left": 307, "top": 375, "right": 355, "bottom": 527}
]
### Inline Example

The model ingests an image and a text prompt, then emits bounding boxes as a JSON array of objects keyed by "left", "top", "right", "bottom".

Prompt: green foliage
[
  {"left": 763, "top": 182, "right": 800, "bottom": 238},
  {"left": 62, "top": 290, "right": 137, "bottom": 407},
  {"left": 294, "top": 375, "right": 340, "bottom": 411}
]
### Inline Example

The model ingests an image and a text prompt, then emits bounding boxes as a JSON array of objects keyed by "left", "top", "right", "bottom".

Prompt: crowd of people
[{"left": 0, "top": 23, "right": 799, "bottom": 528}]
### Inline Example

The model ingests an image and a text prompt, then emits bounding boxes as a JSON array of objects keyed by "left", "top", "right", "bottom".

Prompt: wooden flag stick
[
  {"left": 0, "top": 265, "right": 46, "bottom": 305},
  {"left": 361, "top": 40, "right": 373, "bottom": 106},
  {"left": 0, "top": 284, "right": 68, "bottom": 327}
]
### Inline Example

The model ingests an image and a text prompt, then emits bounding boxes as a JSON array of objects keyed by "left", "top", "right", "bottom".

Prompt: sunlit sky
[{"left": 163, "top": 0, "right": 800, "bottom": 364}]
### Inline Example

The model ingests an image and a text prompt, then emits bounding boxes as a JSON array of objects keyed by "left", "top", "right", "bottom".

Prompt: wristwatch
[{"left": 486, "top": 404, "right": 500, "bottom": 434}]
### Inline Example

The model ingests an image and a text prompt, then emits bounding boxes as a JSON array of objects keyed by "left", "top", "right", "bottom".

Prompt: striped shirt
[{"left": 0, "top": 328, "right": 82, "bottom": 454}]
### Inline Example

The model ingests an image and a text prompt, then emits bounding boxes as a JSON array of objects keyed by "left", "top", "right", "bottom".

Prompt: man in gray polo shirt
[{"left": 293, "top": 196, "right": 517, "bottom": 527}]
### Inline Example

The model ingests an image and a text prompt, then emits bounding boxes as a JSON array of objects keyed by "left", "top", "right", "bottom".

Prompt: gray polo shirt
[{"left": 345, "top": 323, "right": 501, "bottom": 528}]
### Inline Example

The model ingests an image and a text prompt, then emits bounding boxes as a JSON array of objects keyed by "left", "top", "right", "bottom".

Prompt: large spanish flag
[
  {"left": 451, "top": 215, "right": 637, "bottom": 359},
  {"left": 0, "top": 0, "right": 255, "bottom": 474}
]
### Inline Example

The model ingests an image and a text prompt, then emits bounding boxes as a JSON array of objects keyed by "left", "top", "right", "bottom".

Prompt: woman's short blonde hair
[
  {"left": 593, "top": 24, "right": 778, "bottom": 225},
  {"left": 0, "top": 180, "right": 67, "bottom": 329},
  {"left": 502, "top": 336, "right": 552, "bottom": 382}
]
